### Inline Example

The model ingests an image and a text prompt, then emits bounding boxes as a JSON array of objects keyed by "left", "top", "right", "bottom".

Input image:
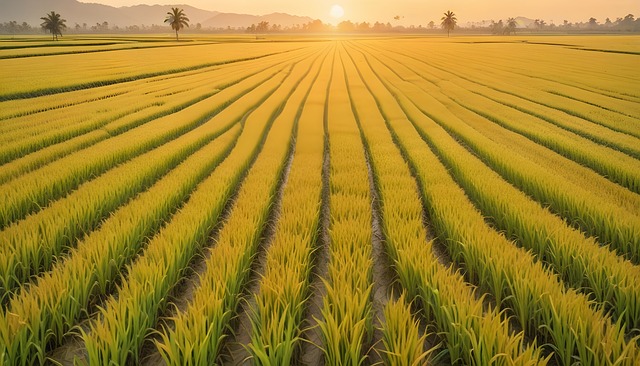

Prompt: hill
[{"left": 1, "top": 0, "right": 313, "bottom": 28}]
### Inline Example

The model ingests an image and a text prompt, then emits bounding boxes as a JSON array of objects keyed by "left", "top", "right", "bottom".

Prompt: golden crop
[{"left": 0, "top": 34, "right": 637, "bottom": 366}]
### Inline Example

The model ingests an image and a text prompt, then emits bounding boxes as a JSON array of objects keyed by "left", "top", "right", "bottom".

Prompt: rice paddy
[{"left": 0, "top": 34, "right": 638, "bottom": 365}]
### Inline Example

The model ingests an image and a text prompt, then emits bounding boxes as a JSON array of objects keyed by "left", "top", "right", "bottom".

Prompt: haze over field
[{"left": 82, "top": 0, "right": 640, "bottom": 24}]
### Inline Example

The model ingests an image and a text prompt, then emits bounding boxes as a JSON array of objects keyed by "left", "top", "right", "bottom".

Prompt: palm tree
[
  {"left": 506, "top": 17, "right": 518, "bottom": 35},
  {"left": 165, "top": 7, "right": 189, "bottom": 41},
  {"left": 40, "top": 11, "right": 66, "bottom": 41},
  {"left": 441, "top": 11, "right": 457, "bottom": 37}
]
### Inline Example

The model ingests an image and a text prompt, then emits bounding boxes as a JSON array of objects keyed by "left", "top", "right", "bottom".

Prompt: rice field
[{"left": 0, "top": 34, "right": 639, "bottom": 365}]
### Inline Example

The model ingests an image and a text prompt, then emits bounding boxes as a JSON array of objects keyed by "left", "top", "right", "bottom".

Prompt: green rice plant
[
  {"left": 0, "top": 101, "right": 239, "bottom": 301},
  {"left": 369, "top": 40, "right": 640, "bottom": 137},
  {"left": 317, "top": 50, "right": 373, "bottom": 366},
  {"left": 356, "top": 43, "right": 640, "bottom": 264},
  {"left": 0, "top": 65, "right": 302, "bottom": 302},
  {"left": 80, "top": 51, "right": 326, "bottom": 364},
  {"left": 0, "top": 54, "right": 294, "bottom": 231},
  {"left": 352, "top": 42, "right": 640, "bottom": 332},
  {"left": 355, "top": 48, "right": 640, "bottom": 365},
  {"left": 441, "top": 84, "right": 640, "bottom": 193},
  {"left": 246, "top": 48, "right": 331, "bottom": 365},
  {"left": 0, "top": 41, "right": 305, "bottom": 100},
  {"left": 340, "top": 45, "right": 546, "bottom": 366},
  {"left": 460, "top": 86, "right": 640, "bottom": 159},
  {"left": 0, "top": 44, "right": 317, "bottom": 164},
  {"left": 380, "top": 294, "right": 430, "bottom": 366},
  {"left": 0, "top": 124, "right": 241, "bottom": 366},
  {"left": 153, "top": 46, "right": 328, "bottom": 366}
]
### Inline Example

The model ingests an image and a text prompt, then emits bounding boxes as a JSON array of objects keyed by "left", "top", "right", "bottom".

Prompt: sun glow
[{"left": 330, "top": 4, "right": 345, "bottom": 19}]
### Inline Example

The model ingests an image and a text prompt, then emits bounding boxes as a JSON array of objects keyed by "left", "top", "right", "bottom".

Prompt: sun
[{"left": 330, "top": 4, "right": 345, "bottom": 19}]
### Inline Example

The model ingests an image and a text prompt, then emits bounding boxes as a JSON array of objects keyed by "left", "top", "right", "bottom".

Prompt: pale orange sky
[{"left": 82, "top": 0, "right": 640, "bottom": 25}]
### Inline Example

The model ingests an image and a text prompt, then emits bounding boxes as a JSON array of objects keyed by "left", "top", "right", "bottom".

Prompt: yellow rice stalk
[
  {"left": 354, "top": 47, "right": 639, "bottom": 365},
  {"left": 247, "top": 48, "right": 332, "bottom": 364},
  {"left": 318, "top": 49, "right": 373, "bottom": 366},
  {"left": 153, "top": 46, "right": 328, "bottom": 366},
  {"left": 79, "top": 62, "right": 303, "bottom": 364},
  {"left": 341, "top": 44, "right": 545, "bottom": 366}
]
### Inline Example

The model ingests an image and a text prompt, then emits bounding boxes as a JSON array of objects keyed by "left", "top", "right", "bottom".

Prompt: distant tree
[
  {"left": 7, "top": 20, "right": 17, "bottom": 37},
  {"left": 620, "top": 14, "right": 635, "bottom": 30},
  {"left": 373, "top": 21, "right": 386, "bottom": 32},
  {"left": 588, "top": 17, "right": 598, "bottom": 28},
  {"left": 427, "top": 20, "right": 435, "bottom": 29},
  {"left": 338, "top": 20, "right": 355, "bottom": 32},
  {"left": 256, "top": 20, "right": 270, "bottom": 33},
  {"left": 491, "top": 19, "right": 504, "bottom": 35},
  {"left": 303, "top": 19, "right": 326, "bottom": 32},
  {"left": 604, "top": 18, "right": 613, "bottom": 27},
  {"left": 164, "top": 7, "right": 189, "bottom": 41},
  {"left": 533, "top": 19, "right": 547, "bottom": 30},
  {"left": 358, "top": 21, "right": 371, "bottom": 31},
  {"left": 20, "top": 21, "right": 31, "bottom": 33},
  {"left": 247, "top": 23, "right": 257, "bottom": 36},
  {"left": 505, "top": 17, "right": 517, "bottom": 35},
  {"left": 40, "top": 11, "right": 66, "bottom": 40},
  {"left": 441, "top": 10, "right": 457, "bottom": 37}
]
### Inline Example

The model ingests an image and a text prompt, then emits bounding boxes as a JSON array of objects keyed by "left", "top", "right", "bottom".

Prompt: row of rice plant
[
  {"left": 0, "top": 41, "right": 305, "bottom": 100},
  {"left": 462, "top": 83, "right": 640, "bottom": 158},
  {"left": 245, "top": 49, "right": 331, "bottom": 364},
  {"left": 342, "top": 45, "right": 545, "bottom": 366},
  {"left": 421, "top": 42, "right": 640, "bottom": 134},
  {"left": 375, "top": 45, "right": 640, "bottom": 158},
  {"left": 0, "top": 124, "right": 241, "bottom": 366},
  {"left": 0, "top": 40, "right": 217, "bottom": 60},
  {"left": 0, "top": 46, "right": 317, "bottom": 160},
  {"left": 360, "top": 49, "right": 640, "bottom": 365},
  {"left": 441, "top": 83, "right": 640, "bottom": 193},
  {"left": 395, "top": 89, "right": 640, "bottom": 331},
  {"left": 361, "top": 44, "right": 640, "bottom": 263},
  {"left": 0, "top": 62, "right": 300, "bottom": 303},
  {"left": 404, "top": 80, "right": 640, "bottom": 217},
  {"left": 154, "top": 46, "right": 327, "bottom": 366},
  {"left": 0, "top": 78, "right": 262, "bottom": 301},
  {"left": 371, "top": 41, "right": 640, "bottom": 193},
  {"left": 370, "top": 46, "right": 640, "bottom": 216},
  {"left": 0, "top": 49, "right": 308, "bottom": 230},
  {"left": 317, "top": 50, "right": 373, "bottom": 365},
  {"left": 79, "top": 52, "right": 323, "bottom": 364},
  {"left": 417, "top": 39, "right": 640, "bottom": 111},
  {"left": 370, "top": 39, "right": 640, "bottom": 138},
  {"left": 0, "top": 52, "right": 294, "bottom": 185},
  {"left": 361, "top": 41, "right": 640, "bottom": 331},
  {"left": 0, "top": 80, "right": 133, "bottom": 121}
]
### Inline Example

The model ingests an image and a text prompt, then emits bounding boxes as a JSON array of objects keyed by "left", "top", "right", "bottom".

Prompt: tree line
[{"left": 2, "top": 10, "right": 639, "bottom": 39}]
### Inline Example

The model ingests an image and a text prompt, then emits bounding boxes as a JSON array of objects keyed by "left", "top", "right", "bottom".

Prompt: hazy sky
[{"left": 81, "top": 0, "right": 640, "bottom": 25}]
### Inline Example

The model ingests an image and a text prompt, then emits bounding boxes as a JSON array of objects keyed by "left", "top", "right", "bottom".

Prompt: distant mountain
[
  {"left": 202, "top": 12, "right": 313, "bottom": 29},
  {"left": 0, "top": 0, "right": 313, "bottom": 28},
  {"left": 514, "top": 16, "right": 536, "bottom": 28},
  {"left": 116, "top": 4, "right": 219, "bottom": 26}
]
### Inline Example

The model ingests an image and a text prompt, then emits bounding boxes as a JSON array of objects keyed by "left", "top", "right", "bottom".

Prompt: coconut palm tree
[
  {"left": 40, "top": 11, "right": 66, "bottom": 41},
  {"left": 165, "top": 7, "right": 189, "bottom": 41},
  {"left": 506, "top": 17, "right": 518, "bottom": 35},
  {"left": 441, "top": 10, "right": 457, "bottom": 37}
]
